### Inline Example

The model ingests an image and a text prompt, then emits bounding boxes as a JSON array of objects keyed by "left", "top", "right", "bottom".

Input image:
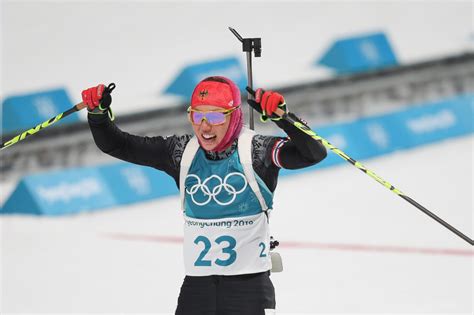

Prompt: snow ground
[{"left": 1, "top": 135, "right": 473, "bottom": 314}]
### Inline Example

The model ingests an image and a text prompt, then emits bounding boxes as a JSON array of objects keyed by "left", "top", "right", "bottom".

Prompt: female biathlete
[{"left": 83, "top": 76, "right": 327, "bottom": 315}]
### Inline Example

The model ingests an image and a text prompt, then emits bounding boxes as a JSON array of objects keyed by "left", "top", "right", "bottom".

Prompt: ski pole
[
  {"left": 246, "top": 87, "right": 473, "bottom": 246},
  {"left": 229, "top": 27, "right": 261, "bottom": 130},
  {"left": 1, "top": 83, "right": 115, "bottom": 151}
]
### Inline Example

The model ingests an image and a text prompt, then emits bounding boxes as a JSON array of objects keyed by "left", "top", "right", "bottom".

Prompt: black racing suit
[{"left": 88, "top": 111, "right": 327, "bottom": 315}]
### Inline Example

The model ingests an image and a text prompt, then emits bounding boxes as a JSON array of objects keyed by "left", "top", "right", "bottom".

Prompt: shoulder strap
[
  {"left": 238, "top": 128, "right": 269, "bottom": 211},
  {"left": 179, "top": 136, "right": 200, "bottom": 212}
]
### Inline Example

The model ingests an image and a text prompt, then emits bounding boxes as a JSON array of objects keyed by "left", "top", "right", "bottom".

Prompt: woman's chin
[{"left": 200, "top": 138, "right": 219, "bottom": 151}]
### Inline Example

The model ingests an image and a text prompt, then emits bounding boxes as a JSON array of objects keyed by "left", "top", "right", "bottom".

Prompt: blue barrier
[
  {"left": 2, "top": 88, "right": 79, "bottom": 135},
  {"left": 2, "top": 167, "right": 116, "bottom": 215},
  {"left": 2, "top": 94, "right": 472, "bottom": 215},
  {"left": 2, "top": 163, "right": 179, "bottom": 215},
  {"left": 317, "top": 32, "right": 399, "bottom": 74},
  {"left": 164, "top": 56, "right": 247, "bottom": 98},
  {"left": 281, "top": 93, "right": 473, "bottom": 176},
  {"left": 99, "top": 163, "right": 177, "bottom": 205}
]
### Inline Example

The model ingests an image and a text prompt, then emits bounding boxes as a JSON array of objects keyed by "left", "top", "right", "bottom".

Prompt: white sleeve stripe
[{"left": 272, "top": 139, "right": 287, "bottom": 168}]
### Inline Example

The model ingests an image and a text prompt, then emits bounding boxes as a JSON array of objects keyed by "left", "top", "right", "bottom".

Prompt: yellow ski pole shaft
[
  {"left": 283, "top": 109, "right": 473, "bottom": 246},
  {"left": 246, "top": 87, "right": 473, "bottom": 246},
  {"left": 1, "top": 102, "right": 87, "bottom": 150}
]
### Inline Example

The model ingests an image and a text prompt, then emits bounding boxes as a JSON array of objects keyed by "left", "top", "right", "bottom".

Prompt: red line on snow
[
  {"left": 103, "top": 233, "right": 473, "bottom": 257},
  {"left": 279, "top": 240, "right": 473, "bottom": 257}
]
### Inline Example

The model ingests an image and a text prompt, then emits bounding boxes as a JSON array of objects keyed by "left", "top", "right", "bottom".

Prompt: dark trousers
[{"left": 175, "top": 271, "right": 276, "bottom": 315}]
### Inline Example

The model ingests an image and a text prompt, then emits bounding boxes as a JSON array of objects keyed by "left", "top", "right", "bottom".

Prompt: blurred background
[{"left": 1, "top": 0, "right": 473, "bottom": 314}]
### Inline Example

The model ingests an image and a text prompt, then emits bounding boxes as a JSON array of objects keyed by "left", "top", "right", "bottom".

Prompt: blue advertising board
[
  {"left": 2, "top": 167, "right": 116, "bottom": 215},
  {"left": 281, "top": 93, "right": 473, "bottom": 176},
  {"left": 2, "top": 88, "right": 79, "bottom": 135},
  {"left": 2, "top": 163, "right": 179, "bottom": 215},
  {"left": 99, "top": 163, "right": 178, "bottom": 205},
  {"left": 164, "top": 56, "right": 247, "bottom": 98},
  {"left": 317, "top": 32, "right": 399, "bottom": 74}
]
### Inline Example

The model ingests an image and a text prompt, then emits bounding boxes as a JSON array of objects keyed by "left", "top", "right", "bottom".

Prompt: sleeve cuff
[{"left": 271, "top": 138, "right": 288, "bottom": 168}]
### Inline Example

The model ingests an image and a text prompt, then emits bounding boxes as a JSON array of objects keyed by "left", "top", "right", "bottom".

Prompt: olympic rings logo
[{"left": 185, "top": 172, "right": 248, "bottom": 206}]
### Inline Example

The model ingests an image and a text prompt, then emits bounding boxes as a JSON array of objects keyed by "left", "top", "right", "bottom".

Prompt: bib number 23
[{"left": 194, "top": 235, "right": 237, "bottom": 267}]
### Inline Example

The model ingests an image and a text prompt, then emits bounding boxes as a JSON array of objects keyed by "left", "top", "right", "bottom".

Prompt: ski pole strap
[
  {"left": 99, "top": 83, "right": 116, "bottom": 110},
  {"left": 89, "top": 83, "right": 116, "bottom": 121}
]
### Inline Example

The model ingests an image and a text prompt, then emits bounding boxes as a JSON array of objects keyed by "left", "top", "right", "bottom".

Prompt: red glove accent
[
  {"left": 81, "top": 84, "right": 105, "bottom": 110},
  {"left": 255, "top": 88, "right": 285, "bottom": 116}
]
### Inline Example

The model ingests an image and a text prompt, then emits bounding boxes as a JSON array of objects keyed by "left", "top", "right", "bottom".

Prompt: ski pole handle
[
  {"left": 1, "top": 83, "right": 116, "bottom": 151},
  {"left": 245, "top": 86, "right": 287, "bottom": 118}
]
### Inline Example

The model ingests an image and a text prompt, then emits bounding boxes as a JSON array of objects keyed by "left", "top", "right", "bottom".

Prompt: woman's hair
[{"left": 201, "top": 76, "right": 229, "bottom": 84}]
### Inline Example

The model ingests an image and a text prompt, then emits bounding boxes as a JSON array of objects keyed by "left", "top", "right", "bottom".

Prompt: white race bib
[{"left": 183, "top": 212, "right": 271, "bottom": 276}]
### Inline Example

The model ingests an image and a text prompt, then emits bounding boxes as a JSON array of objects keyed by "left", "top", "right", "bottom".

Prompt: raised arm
[
  {"left": 88, "top": 113, "right": 177, "bottom": 170},
  {"left": 83, "top": 84, "right": 188, "bottom": 175}
]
